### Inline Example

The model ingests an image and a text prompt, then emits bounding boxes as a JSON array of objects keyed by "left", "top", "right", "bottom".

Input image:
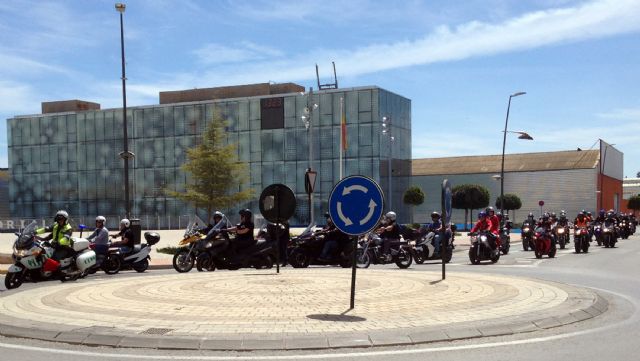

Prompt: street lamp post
[
  {"left": 382, "top": 116, "right": 394, "bottom": 210},
  {"left": 116, "top": 3, "right": 133, "bottom": 219},
  {"left": 301, "top": 88, "right": 318, "bottom": 224},
  {"left": 500, "top": 92, "right": 531, "bottom": 227}
]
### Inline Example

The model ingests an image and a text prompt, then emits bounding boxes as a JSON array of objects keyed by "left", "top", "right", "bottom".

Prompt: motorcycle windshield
[
  {"left": 184, "top": 215, "right": 207, "bottom": 237},
  {"left": 298, "top": 223, "right": 316, "bottom": 238},
  {"left": 16, "top": 221, "right": 38, "bottom": 249}
]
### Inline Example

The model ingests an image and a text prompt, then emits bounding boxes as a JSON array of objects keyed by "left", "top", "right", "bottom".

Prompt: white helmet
[
  {"left": 120, "top": 218, "right": 130, "bottom": 228},
  {"left": 96, "top": 216, "right": 106, "bottom": 223},
  {"left": 55, "top": 210, "right": 69, "bottom": 221},
  {"left": 214, "top": 211, "right": 223, "bottom": 218},
  {"left": 385, "top": 211, "right": 397, "bottom": 222}
]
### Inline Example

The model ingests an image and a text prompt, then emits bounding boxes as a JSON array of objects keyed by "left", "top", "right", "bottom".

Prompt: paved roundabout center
[{"left": 0, "top": 269, "right": 608, "bottom": 350}]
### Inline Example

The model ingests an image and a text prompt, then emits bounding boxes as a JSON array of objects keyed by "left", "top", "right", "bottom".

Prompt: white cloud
[
  {"left": 0, "top": 81, "right": 41, "bottom": 115},
  {"left": 185, "top": 0, "right": 640, "bottom": 86},
  {"left": 597, "top": 107, "right": 640, "bottom": 121},
  {"left": 193, "top": 42, "right": 284, "bottom": 65}
]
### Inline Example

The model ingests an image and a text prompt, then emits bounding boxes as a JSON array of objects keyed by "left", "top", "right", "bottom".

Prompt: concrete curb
[{"left": 0, "top": 288, "right": 609, "bottom": 351}]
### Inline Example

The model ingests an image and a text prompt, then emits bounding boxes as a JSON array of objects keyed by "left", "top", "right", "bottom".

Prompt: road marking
[{"left": 0, "top": 287, "right": 635, "bottom": 360}]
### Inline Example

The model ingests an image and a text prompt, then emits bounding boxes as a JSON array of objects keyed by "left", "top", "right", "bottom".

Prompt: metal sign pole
[
  {"left": 275, "top": 185, "right": 280, "bottom": 274},
  {"left": 441, "top": 179, "right": 452, "bottom": 281},
  {"left": 350, "top": 236, "right": 357, "bottom": 309}
]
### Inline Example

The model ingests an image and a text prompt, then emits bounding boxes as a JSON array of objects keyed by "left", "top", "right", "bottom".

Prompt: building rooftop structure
[{"left": 412, "top": 149, "right": 600, "bottom": 176}]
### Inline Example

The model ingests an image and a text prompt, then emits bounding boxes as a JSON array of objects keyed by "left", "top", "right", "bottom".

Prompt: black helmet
[
  {"left": 324, "top": 212, "right": 330, "bottom": 218},
  {"left": 550, "top": 212, "right": 557, "bottom": 218},
  {"left": 431, "top": 211, "right": 441, "bottom": 219},
  {"left": 528, "top": 212, "right": 534, "bottom": 218},
  {"left": 542, "top": 212, "right": 549, "bottom": 221},
  {"left": 239, "top": 209, "right": 252, "bottom": 219}
]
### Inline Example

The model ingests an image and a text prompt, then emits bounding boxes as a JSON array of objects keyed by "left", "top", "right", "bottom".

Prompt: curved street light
[{"left": 500, "top": 92, "right": 532, "bottom": 227}]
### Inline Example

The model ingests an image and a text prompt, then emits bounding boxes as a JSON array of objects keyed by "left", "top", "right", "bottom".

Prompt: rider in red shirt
[
  {"left": 486, "top": 207, "right": 501, "bottom": 247},
  {"left": 472, "top": 212, "right": 498, "bottom": 250}
]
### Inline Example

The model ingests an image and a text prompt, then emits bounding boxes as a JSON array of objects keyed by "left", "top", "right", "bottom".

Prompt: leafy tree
[
  {"left": 495, "top": 193, "right": 523, "bottom": 221},
  {"left": 452, "top": 184, "right": 490, "bottom": 230},
  {"left": 636, "top": 171, "right": 640, "bottom": 178},
  {"left": 166, "top": 113, "right": 253, "bottom": 221},
  {"left": 403, "top": 186, "right": 425, "bottom": 223},
  {"left": 628, "top": 194, "right": 640, "bottom": 216}
]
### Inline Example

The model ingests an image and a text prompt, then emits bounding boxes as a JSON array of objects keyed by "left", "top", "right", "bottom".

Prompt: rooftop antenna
[{"left": 316, "top": 62, "right": 338, "bottom": 90}]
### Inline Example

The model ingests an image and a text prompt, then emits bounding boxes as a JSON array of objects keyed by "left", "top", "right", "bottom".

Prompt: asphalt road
[{"left": 1, "top": 235, "right": 639, "bottom": 361}]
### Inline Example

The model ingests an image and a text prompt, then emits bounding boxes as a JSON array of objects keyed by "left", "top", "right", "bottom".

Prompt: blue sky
[{"left": 1, "top": 0, "right": 639, "bottom": 176}]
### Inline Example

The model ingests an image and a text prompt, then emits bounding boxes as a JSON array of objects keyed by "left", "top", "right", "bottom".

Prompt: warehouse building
[{"left": 410, "top": 140, "right": 623, "bottom": 225}]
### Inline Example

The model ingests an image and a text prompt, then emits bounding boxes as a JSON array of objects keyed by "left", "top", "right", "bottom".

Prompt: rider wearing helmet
[
  {"left": 36, "top": 210, "right": 74, "bottom": 261},
  {"left": 88, "top": 216, "right": 109, "bottom": 265},
  {"left": 471, "top": 211, "right": 498, "bottom": 249},
  {"left": 111, "top": 218, "right": 135, "bottom": 254},
  {"left": 486, "top": 207, "right": 500, "bottom": 246},
  {"left": 377, "top": 211, "right": 401, "bottom": 261},
  {"left": 537, "top": 212, "right": 553, "bottom": 231},
  {"left": 427, "top": 211, "right": 444, "bottom": 255},
  {"left": 228, "top": 209, "right": 255, "bottom": 257}
]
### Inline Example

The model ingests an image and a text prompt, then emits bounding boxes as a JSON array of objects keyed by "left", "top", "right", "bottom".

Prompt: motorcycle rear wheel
[
  {"left": 133, "top": 259, "right": 149, "bottom": 273},
  {"left": 173, "top": 251, "right": 194, "bottom": 273},
  {"left": 414, "top": 252, "right": 425, "bottom": 264},
  {"left": 289, "top": 250, "right": 310, "bottom": 268},
  {"left": 196, "top": 253, "right": 214, "bottom": 272},
  {"left": 103, "top": 255, "right": 121, "bottom": 275},
  {"left": 253, "top": 255, "right": 274, "bottom": 270},
  {"left": 4, "top": 272, "right": 24, "bottom": 289}
]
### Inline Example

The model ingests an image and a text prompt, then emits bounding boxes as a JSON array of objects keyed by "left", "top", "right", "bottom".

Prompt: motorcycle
[
  {"left": 499, "top": 227, "right": 511, "bottom": 255},
  {"left": 4, "top": 221, "right": 56, "bottom": 289},
  {"left": 521, "top": 224, "right": 535, "bottom": 251},
  {"left": 101, "top": 232, "right": 160, "bottom": 274},
  {"left": 574, "top": 227, "right": 590, "bottom": 253},
  {"left": 287, "top": 225, "right": 352, "bottom": 268},
  {"left": 172, "top": 218, "right": 207, "bottom": 273},
  {"left": 533, "top": 227, "right": 556, "bottom": 259},
  {"left": 194, "top": 223, "right": 276, "bottom": 272},
  {"left": 618, "top": 220, "right": 630, "bottom": 240},
  {"left": 355, "top": 233, "right": 413, "bottom": 269},
  {"left": 602, "top": 222, "right": 617, "bottom": 248},
  {"left": 592, "top": 222, "right": 603, "bottom": 246},
  {"left": 553, "top": 225, "right": 570, "bottom": 249},
  {"left": 468, "top": 231, "right": 500, "bottom": 264},
  {"left": 408, "top": 228, "right": 454, "bottom": 264}
]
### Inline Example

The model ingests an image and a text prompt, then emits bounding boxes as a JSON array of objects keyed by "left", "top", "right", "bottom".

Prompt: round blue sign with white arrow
[{"left": 328, "top": 175, "right": 385, "bottom": 236}]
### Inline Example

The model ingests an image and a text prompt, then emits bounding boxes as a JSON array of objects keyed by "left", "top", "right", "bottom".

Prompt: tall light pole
[
  {"left": 301, "top": 88, "right": 318, "bottom": 224},
  {"left": 500, "top": 92, "right": 531, "bottom": 227},
  {"left": 116, "top": 3, "right": 133, "bottom": 219},
  {"left": 382, "top": 116, "right": 394, "bottom": 210}
]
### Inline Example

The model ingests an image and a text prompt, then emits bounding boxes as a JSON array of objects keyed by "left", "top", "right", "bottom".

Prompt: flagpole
[{"left": 339, "top": 97, "right": 344, "bottom": 180}]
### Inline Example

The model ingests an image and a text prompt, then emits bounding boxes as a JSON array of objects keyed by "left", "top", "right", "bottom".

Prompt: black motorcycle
[
  {"left": 499, "top": 227, "right": 511, "bottom": 255},
  {"left": 194, "top": 226, "right": 276, "bottom": 272},
  {"left": 287, "top": 225, "right": 352, "bottom": 268},
  {"left": 553, "top": 224, "right": 570, "bottom": 249},
  {"left": 468, "top": 231, "right": 500, "bottom": 264},
  {"left": 521, "top": 223, "right": 535, "bottom": 251},
  {"left": 101, "top": 232, "right": 160, "bottom": 274},
  {"left": 355, "top": 233, "right": 413, "bottom": 269}
]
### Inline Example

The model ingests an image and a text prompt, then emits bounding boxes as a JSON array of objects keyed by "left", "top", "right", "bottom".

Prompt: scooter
[
  {"left": 101, "top": 232, "right": 161, "bottom": 274},
  {"left": 408, "top": 229, "right": 454, "bottom": 264}
]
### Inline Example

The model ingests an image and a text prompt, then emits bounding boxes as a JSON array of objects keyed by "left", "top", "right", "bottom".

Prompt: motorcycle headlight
[
  {"left": 15, "top": 249, "right": 29, "bottom": 257},
  {"left": 576, "top": 230, "right": 581, "bottom": 235},
  {"left": 408, "top": 240, "right": 416, "bottom": 246},
  {"left": 558, "top": 229, "right": 564, "bottom": 234},
  {"left": 523, "top": 227, "right": 530, "bottom": 232}
]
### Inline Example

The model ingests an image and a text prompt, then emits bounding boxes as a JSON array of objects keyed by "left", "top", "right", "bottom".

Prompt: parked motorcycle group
[
  {"left": 5, "top": 207, "right": 636, "bottom": 290},
  {"left": 4, "top": 213, "right": 161, "bottom": 289}
]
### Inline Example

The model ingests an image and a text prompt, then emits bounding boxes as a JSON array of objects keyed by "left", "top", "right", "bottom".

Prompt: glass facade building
[{"left": 7, "top": 86, "right": 411, "bottom": 227}]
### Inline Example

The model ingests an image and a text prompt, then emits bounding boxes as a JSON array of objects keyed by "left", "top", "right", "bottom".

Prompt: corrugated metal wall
[{"left": 409, "top": 168, "right": 597, "bottom": 224}]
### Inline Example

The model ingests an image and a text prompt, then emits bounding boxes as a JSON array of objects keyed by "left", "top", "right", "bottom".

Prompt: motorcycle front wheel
[
  {"left": 395, "top": 248, "right": 413, "bottom": 269},
  {"left": 173, "top": 250, "right": 195, "bottom": 273},
  {"left": 4, "top": 272, "right": 24, "bottom": 289},
  {"left": 413, "top": 251, "right": 425, "bottom": 264},
  {"left": 289, "top": 250, "right": 310, "bottom": 268},
  {"left": 356, "top": 249, "right": 371, "bottom": 268},
  {"left": 469, "top": 245, "right": 480, "bottom": 265}
]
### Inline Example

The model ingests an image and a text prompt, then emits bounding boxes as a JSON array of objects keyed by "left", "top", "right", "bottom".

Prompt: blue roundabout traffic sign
[{"left": 328, "top": 175, "right": 385, "bottom": 236}]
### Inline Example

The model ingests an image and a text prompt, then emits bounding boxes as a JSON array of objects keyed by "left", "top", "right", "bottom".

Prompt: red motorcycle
[{"left": 534, "top": 227, "right": 556, "bottom": 259}]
